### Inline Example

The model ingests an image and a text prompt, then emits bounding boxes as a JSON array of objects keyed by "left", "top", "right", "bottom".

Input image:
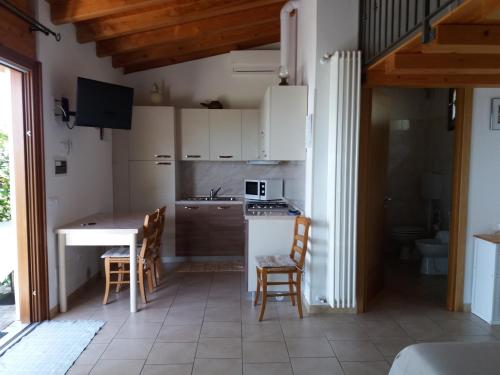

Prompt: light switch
[{"left": 55, "top": 159, "right": 67, "bottom": 175}]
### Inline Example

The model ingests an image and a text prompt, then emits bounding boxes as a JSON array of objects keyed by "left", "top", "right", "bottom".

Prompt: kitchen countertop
[
  {"left": 175, "top": 198, "right": 243, "bottom": 205},
  {"left": 175, "top": 197, "right": 301, "bottom": 220},
  {"left": 474, "top": 233, "right": 500, "bottom": 244}
]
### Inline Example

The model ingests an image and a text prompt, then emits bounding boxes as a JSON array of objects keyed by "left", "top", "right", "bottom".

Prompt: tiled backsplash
[{"left": 178, "top": 161, "right": 305, "bottom": 209}]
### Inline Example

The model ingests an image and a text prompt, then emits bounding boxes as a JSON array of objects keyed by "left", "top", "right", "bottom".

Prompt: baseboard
[
  {"left": 162, "top": 256, "right": 244, "bottom": 263},
  {"left": 303, "top": 297, "right": 356, "bottom": 314},
  {"left": 49, "top": 272, "right": 101, "bottom": 319}
]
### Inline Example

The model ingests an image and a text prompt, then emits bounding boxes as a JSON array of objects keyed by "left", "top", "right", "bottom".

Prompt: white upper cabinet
[
  {"left": 209, "top": 109, "right": 242, "bottom": 161},
  {"left": 260, "top": 86, "right": 307, "bottom": 161},
  {"left": 129, "top": 106, "right": 175, "bottom": 161},
  {"left": 180, "top": 108, "right": 210, "bottom": 160},
  {"left": 242, "top": 109, "right": 260, "bottom": 161}
]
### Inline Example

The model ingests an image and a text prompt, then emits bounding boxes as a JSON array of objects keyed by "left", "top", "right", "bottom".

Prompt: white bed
[{"left": 389, "top": 342, "right": 500, "bottom": 375}]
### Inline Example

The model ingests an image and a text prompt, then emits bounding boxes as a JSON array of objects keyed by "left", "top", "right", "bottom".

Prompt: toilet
[
  {"left": 416, "top": 231, "right": 449, "bottom": 275},
  {"left": 391, "top": 226, "right": 425, "bottom": 260}
]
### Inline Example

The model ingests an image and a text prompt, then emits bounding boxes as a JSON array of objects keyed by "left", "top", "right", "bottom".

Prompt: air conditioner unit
[{"left": 230, "top": 50, "right": 280, "bottom": 74}]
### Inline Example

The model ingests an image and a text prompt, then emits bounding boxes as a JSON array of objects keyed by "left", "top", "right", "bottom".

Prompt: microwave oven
[{"left": 245, "top": 179, "right": 283, "bottom": 200}]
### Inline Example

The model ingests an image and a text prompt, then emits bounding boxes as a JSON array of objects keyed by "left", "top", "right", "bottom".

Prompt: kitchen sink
[{"left": 185, "top": 196, "right": 239, "bottom": 201}]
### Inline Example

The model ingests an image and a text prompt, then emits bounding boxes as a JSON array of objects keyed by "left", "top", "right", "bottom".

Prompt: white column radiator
[{"left": 326, "top": 51, "right": 362, "bottom": 309}]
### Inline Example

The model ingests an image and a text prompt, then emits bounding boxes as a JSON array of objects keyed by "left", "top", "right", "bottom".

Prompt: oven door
[{"left": 244, "top": 180, "right": 260, "bottom": 200}]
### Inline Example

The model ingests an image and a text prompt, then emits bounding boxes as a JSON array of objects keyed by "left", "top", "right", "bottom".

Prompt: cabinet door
[
  {"left": 269, "top": 86, "right": 307, "bottom": 161},
  {"left": 129, "top": 161, "right": 176, "bottom": 256},
  {"left": 208, "top": 205, "right": 245, "bottom": 256},
  {"left": 129, "top": 106, "right": 175, "bottom": 161},
  {"left": 180, "top": 109, "right": 210, "bottom": 160},
  {"left": 242, "top": 109, "right": 260, "bottom": 161},
  {"left": 175, "top": 204, "right": 210, "bottom": 256},
  {"left": 209, "top": 109, "right": 242, "bottom": 161}
]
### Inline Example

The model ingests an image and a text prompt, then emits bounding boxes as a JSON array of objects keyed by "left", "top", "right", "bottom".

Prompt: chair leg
[
  {"left": 288, "top": 273, "right": 296, "bottom": 306},
  {"left": 116, "top": 263, "right": 123, "bottom": 293},
  {"left": 296, "top": 270, "right": 303, "bottom": 319},
  {"left": 102, "top": 258, "right": 111, "bottom": 305},
  {"left": 138, "top": 266, "right": 147, "bottom": 304},
  {"left": 254, "top": 268, "right": 261, "bottom": 306},
  {"left": 155, "top": 257, "right": 162, "bottom": 285},
  {"left": 151, "top": 261, "right": 158, "bottom": 288},
  {"left": 146, "top": 268, "right": 154, "bottom": 293},
  {"left": 258, "top": 269, "right": 268, "bottom": 321}
]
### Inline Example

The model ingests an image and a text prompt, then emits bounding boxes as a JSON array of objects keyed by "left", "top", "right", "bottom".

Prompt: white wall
[
  {"left": 121, "top": 52, "right": 279, "bottom": 108},
  {"left": 37, "top": 1, "right": 121, "bottom": 309},
  {"left": 305, "top": 0, "right": 359, "bottom": 305},
  {"left": 296, "top": 0, "right": 318, "bottom": 305},
  {"left": 464, "top": 89, "right": 500, "bottom": 304}
]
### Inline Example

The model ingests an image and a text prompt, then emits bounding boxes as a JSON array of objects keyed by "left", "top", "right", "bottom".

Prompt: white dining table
[{"left": 56, "top": 212, "right": 145, "bottom": 313}]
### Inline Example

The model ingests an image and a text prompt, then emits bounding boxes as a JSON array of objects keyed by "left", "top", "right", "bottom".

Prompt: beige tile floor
[{"left": 61, "top": 267, "right": 500, "bottom": 375}]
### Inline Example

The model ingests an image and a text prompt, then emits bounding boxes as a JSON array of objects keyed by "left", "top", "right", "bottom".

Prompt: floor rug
[
  {"left": 175, "top": 262, "right": 244, "bottom": 272},
  {"left": 0, "top": 320, "right": 104, "bottom": 375}
]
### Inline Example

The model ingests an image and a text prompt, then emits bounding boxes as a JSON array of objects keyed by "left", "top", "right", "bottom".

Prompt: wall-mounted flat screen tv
[{"left": 76, "top": 77, "right": 134, "bottom": 130}]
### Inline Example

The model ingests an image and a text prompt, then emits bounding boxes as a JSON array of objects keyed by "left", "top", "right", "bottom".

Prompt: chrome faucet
[{"left": 209, "top": 186, "right": 222, "bottom": 199}]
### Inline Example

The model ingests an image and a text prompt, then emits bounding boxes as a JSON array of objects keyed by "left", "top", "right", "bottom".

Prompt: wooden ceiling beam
[
  {"left": 49, "top": 0, "right": 166, "bottom": 25},
  {"left": 123, "top": 35, "right": 280, "bottom": 74},
  {"left": 113, "top": 21, "right": 280, "bottom": 68},
  {"left": 77, "top": 0, "right": 286, "bottom": 43},
  {"left": 386, "top": 53, "right": 500, "bottom": 75},
  {"left": 365, "top": 69, "right": 500, "bottom": 88},
  {"left": 96, "top": 3, "right": 283, "bottom": 57}
]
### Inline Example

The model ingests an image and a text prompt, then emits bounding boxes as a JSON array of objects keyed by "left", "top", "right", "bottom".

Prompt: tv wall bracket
[
  {"left": 55, "top": 97, "right": 76, "bottom": 123},
  {"left": 54, "top": 97, "right": 105, "bottom": 140}
]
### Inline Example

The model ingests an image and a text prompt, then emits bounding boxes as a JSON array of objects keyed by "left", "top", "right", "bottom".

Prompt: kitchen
[{"left": 112, "top": 82, "right": 307, "bottom": 293}]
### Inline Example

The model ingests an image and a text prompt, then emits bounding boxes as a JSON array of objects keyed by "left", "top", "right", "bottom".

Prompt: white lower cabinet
[
  {"left": 247, "top": 218, "right": 295, "bottom": 292},
  {"left": 129, "top": 161, "right": 176, "bottom": 257},
  {"left": 472, "top": 236, "right": 500, "bottom": 324}
]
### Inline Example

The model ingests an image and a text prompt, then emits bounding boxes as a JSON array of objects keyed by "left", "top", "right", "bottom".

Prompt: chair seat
[{"left": 255, "top": 255, "right": 297, "bottom": 269}]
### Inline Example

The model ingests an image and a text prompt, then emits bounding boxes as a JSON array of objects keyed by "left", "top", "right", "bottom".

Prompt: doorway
[
  {"left": 0, "top": 45, "right": 49, "bottom": 348},
  {"left": 357, "top": 87, "right": 472, "bottom": 313},
  {"left": 0, "top": 64, "right": 26, "bottom": 344}
]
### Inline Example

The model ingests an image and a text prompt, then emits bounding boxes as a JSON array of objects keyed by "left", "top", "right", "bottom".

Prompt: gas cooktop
[{"left": 246, "top": 200, "right": 289, "bottom": 211}]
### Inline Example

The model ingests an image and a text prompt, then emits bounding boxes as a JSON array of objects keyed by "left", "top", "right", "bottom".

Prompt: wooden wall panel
[{"left": 0, "top": 0, "right": 36, "bottom": 59}]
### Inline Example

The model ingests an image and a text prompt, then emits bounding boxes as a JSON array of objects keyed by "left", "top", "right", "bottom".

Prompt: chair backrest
[
  {"left": 289, "top": 216, "right": 311, "bottom": 269},
  {"left": 139, "top": 211, "right": 159, "bottom": 260}
]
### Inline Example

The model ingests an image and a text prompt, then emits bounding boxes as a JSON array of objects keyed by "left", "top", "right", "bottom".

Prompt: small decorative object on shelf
[
  {"left": 150, "top": 83, "right": 163, "bottom": 104},
  {"left": 278, "top": 65, "right": 289, "bottom": 86},
  {"left": 200, "top": 100, "right": 223, "bottom": 109}
]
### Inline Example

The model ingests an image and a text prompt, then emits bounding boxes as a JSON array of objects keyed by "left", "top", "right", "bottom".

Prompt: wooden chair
[
  {"left": 254, "top": 216, "right": 311, "bottom": 321},
  {"left": 101, "top": 211, "right": 159, "bottom": 305},
  {"left": 151, "top": 206, "right": 166, "bottom": 287}
]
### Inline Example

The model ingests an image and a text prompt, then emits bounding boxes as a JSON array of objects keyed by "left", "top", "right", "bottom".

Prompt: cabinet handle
[
  {"left": 185, "top": 155, "right": 201, "bottom": 159},
  {"left": 184, "top": 206, "right": 199, "bottom": 210},
  {"left": 154, "top": 154, "right": 171, "bottom": 158},
  {"left": 217, "top": 206, "right": 230, "bottom": 210},
  {"left": 218, "top": 155, "right": 233, "bottom": 159},
  {"left": 155, "top": 162, "right": 171, "bottom": 165}
]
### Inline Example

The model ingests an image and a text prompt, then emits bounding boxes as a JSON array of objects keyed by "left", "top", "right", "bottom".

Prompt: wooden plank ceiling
[
  {"left": 365, "top": 0, "right": 500, "bottom": 88},
  {"left": 47, "top": 0, "right": 285, "bottom": 73}
]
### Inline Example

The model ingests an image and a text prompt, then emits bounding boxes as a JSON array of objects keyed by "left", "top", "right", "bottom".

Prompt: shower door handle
[{"left": 383, "top": 196, "right": 392, "bottom": 208}]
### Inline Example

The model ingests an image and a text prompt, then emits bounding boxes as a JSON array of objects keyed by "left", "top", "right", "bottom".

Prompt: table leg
[
  {"left": 129, "top": 233, "right": 138, "bottom": 313},
  {"left": 58, "top": 233, "right": 67, "bottom": 313}
]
